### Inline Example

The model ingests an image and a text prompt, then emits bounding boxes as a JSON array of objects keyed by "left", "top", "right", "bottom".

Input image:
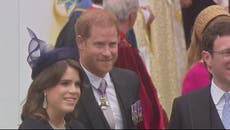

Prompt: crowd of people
[{"left": 19, "top": 0, "right": 230, "bottom": 129}]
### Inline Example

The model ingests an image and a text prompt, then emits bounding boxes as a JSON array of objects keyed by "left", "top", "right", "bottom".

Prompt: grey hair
[{"left": 103, "top": 0, "right": 139, "bottom": 22}]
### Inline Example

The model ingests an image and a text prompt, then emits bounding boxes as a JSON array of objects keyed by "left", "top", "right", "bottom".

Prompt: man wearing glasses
[{"left": 168, "top": 21, "right": 230, "bottom": 129}]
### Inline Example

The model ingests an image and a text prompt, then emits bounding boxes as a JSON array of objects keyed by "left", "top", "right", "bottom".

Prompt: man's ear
[
  {"left": 128, "top": 11, "right": 137, "bottom": 26},
  {"left": 201, "top": 50, "right": 212, "bottom": 73},
  {"left": 76, "top": 35, "right": 84, "bottom": 50}
]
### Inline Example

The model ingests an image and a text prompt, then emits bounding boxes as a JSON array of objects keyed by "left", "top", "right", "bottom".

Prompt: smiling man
[{"left": 74, "top": 8, "right": 140, "bottom": 129}]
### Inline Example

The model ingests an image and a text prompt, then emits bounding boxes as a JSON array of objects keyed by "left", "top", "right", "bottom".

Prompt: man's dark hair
[
  {"left": 92, "top": 0, "right": 103, "bottom": 5},
  {"left": 202, "top": 21, "right": 230, "bottom": 53}
]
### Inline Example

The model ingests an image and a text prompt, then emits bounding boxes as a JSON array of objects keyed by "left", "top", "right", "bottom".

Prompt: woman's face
[{"left": 45, "top": 66, "right": 81, "bottom": 115}]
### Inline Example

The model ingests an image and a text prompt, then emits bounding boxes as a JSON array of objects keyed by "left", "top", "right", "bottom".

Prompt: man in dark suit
[
  {"left": 74, "top": 8, "right": 140, "bottom": 129},
  {"left": 168, "top": 20, "right": 230, "bottom": 129}
]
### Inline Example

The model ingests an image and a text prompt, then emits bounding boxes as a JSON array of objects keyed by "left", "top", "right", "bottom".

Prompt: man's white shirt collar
[
  {"left": 81, "top": 64, "right": 110, "bottom": 89},
  {"left": 211, "top": 80, "right": 226, "bottom": 105}
]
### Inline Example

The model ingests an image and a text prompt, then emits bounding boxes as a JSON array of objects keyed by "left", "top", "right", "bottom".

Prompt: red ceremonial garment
[{"left": 114, "top": 32, "right": 165, "bottom": 129}]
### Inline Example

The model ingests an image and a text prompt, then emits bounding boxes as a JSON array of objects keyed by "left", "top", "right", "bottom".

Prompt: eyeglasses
[{"left": 209, "top": 49, "right": 230, "bottom": 57}]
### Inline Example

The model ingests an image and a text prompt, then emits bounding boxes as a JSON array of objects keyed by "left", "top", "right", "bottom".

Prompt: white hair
[{"left": 103, "top": 0, "right": 139, "bottom": 22}]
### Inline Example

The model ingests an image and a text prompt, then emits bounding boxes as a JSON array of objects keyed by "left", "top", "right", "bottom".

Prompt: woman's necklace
[{"left": 48, "top": 120, "right": 66, "bottom": 130}]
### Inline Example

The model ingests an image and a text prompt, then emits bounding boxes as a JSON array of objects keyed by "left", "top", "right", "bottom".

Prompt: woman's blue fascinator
[{"left": 26, "top": 28, "right": 77, "bottom": 79}]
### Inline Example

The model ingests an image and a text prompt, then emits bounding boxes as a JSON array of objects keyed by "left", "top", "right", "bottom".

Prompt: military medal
[
  {"left": 131, "top": 100, "right": 143, "bottom": 125},
  {"left": 97, "top": 79, "right": 110, "bottom": 110},
  {"left": 99, "top": 94, "right": 110, "bottom": 110}
]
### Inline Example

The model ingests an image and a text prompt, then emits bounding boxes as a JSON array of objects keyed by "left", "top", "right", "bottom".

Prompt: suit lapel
[
  {"left": 81, "top": 71, "right": 110, "bottom": 129},
  {"left": 110, "top": 69, "right": 132, "bottom": 128},
  {"left": 189, "top": 87, "right": 224, "bottom": 129},
  {"left": 209, "top": 91, "right": 225, "bottom": 129},
  {"left": 189, "top": 87, "right": 211, "bottom": 128}
]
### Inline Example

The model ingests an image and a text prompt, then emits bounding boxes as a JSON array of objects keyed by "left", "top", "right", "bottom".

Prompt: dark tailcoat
[
  {"left": 75, "top": 67, "right": 139, "bottom": 129},
  {"left": 168, "top": 86, "right": 224, "bottom": 129}
]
